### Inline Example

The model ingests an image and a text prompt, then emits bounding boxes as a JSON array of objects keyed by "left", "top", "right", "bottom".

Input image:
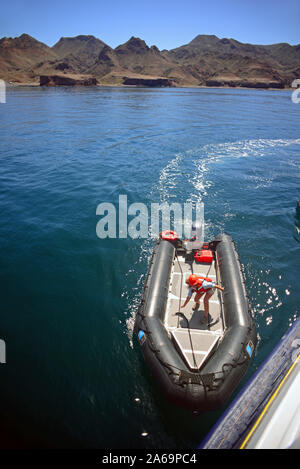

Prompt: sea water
[{"left": 0, "top": 86, "right": 299, "bottom": 448}]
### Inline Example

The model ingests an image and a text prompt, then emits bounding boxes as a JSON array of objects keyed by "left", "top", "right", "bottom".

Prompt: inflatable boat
[{"left": 134, "top": 228, "right": 257, "bottom": 412}]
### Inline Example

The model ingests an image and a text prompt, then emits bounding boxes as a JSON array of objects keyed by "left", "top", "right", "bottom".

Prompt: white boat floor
[{"left": 165, "top": 254, "right": 224, "bottom": 370}]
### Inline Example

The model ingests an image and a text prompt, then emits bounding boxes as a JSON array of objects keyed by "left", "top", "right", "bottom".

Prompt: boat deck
[{"left": 165, "top": 253, "right": 224, "bottom": 371}]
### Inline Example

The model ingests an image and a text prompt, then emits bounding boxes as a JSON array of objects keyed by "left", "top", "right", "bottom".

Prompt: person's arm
[
  {"left": 181, "top": 295, "right": 191, "bottom": 308},
  {"left": 215, "top": 284, "right": 224, "bottom": 291},
  {"left": 181, "top": 286, "right": 192, "bottom": 308}
]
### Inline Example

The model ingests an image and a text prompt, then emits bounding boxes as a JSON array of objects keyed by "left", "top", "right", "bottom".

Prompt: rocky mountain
[
  {"left": 1, "top": 33, "right": 299, "bottom": 87},
  {"left": 166, "top": 35, "right": 300, "bottom": 86},
  {"left": 52, "top": 35, "right": 107, "bottom": 69},
  {"left": 0, "top": 33, "right": 57, "bottom": 82}
]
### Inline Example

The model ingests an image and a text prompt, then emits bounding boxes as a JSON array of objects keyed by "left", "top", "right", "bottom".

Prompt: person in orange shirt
[{"left": 181, "top": 274, "right": 224, "bottom": 322}]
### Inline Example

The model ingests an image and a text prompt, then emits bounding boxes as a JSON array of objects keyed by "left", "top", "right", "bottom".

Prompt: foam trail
[{"left": 124, "top": 151, "right": 195, "bottom": 346}]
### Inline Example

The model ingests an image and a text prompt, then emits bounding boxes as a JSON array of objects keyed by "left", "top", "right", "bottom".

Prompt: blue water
[{"left": 0, "top": 86, "right": 299, "bottom": 448}]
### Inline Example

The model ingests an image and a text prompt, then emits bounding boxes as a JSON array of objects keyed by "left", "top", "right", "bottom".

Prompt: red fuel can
[{"left": 194, "top": 249, "right": 213, "bottom": 263}]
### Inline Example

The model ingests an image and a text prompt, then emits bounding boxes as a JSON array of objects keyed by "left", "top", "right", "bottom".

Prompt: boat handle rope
[{"left": 174, "top": 250, "right": 183, "bottom": 326}]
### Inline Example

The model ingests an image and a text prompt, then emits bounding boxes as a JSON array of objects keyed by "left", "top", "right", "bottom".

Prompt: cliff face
[
  {"left": 40, "top": 75, "right": 98, "bottom": 86},
  {"left": 1, "top": 33, "right": 299, "bottom": 87},
  {"left": 122, "top": 77, "right": 173, "bottom": 87}
]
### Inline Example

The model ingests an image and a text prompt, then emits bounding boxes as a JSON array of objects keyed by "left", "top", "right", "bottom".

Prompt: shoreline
[{"left": 5, "top": 82, "right": 293, "bottom": 91}]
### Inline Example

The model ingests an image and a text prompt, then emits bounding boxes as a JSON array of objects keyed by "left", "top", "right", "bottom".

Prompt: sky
[{"left": 1, "top": 0, "right": 299, "bottom": 49}]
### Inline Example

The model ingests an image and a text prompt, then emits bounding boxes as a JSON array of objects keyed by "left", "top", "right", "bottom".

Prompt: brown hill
[
  {"left": 33, "top": 35, "right": 109, "bottom": 78},
  {"left": 52, "top": 35, "right": 107, "bottom": 67},
  {"left": 166, "top": 35, "right": 300, "bottom": 86},
  {"left": 112, "top": 36, "right": 188, "bottom": 84},
  {"left": 87, "top": 44, "right": 125, "bottom": 80},
  {"left": 1, "top": 33, "right": 299, "bottom": 87},
  {"left": 0, "top": 33, "right": 56, "bottom": 82}
]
